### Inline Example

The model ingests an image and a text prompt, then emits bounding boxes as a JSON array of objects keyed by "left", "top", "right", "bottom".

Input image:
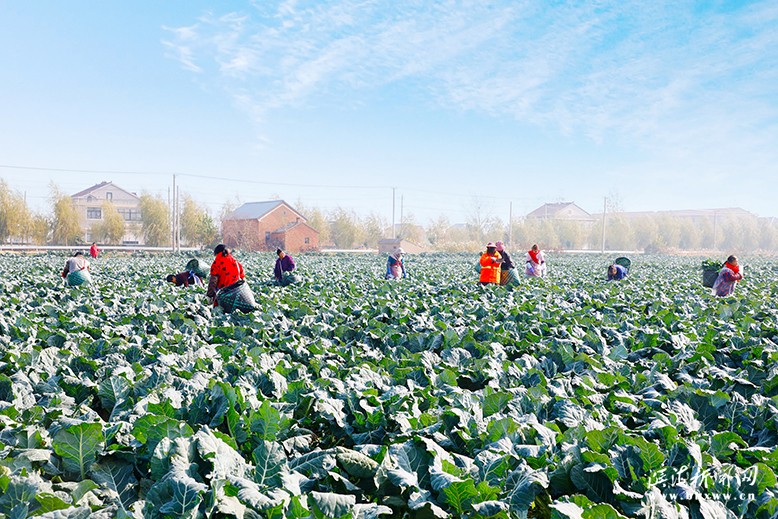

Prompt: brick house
[
  {"left": 71, "top": 181, "right": 144, "bottom": 244},
  {"left": 222, "top": 200, "right": 319, "bottom": 252}
]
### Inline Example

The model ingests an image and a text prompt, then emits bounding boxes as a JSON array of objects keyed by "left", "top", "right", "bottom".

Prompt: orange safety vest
[{"left": 479, "top": 252, "right": 502, "bottom": 284}]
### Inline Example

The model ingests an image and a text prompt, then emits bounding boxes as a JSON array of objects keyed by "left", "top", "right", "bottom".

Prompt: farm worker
[
  {"left": 525, "top": 244, "right": 546, "bottom": 277},
  {"left": 166, "top": 271, "right": 203, "bottom": 288},
  {"left": 207, "top": 244, "right": 245, "bottom": 306},
  {"left": 495, "top": 241, "right": 514, "bottom": 285},
  {"left": 712, "top": 255, "right": 744, "bottom": 297},
  {"left": 385, "top": 247, "right": 407, "bottom": 280},
  {"left": 607, "top": 264, "right": 628, "bottom": 281},
  {"left": 61, "top": 251, "right": 90, "bottom": 279},
  {"left": 274, "top": 248, "right": 296, "bottom": 284},
  {"left": 89, "top": 242, "right": 99, "bottom": 259},
  {"left": 479, "top": 242, "right": 503, "bottom": 285}
]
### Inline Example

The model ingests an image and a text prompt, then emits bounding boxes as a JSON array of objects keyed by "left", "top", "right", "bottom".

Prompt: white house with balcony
[{"left": 71, "top": 181, "right": 144, "bottom": 244}]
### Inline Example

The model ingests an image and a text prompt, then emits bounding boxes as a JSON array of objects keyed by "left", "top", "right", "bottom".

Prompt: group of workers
[
  {"left": 62, "top": 244, "right": 746, "bottom": 300},
  {"left": 479, "top": 242, "right": 547, "bottom": 286}
]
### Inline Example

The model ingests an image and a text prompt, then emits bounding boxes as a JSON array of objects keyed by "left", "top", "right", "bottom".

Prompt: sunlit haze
[{"left": 2, "top": 1, "right": 777, "bottom": 223}]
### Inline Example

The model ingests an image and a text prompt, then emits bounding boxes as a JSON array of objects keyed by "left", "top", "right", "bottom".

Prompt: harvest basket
[
  {"left": 501, "top": 268, "right": 520, "bottom": 287},
  {"left": 614, "top": 257, "right": 631, "bottom": 273},
  {"left": 280, "top": 271, "right": 301, "bottom": 286},
  {"left": 701, "top": 259, "right": 721, "bottom": 288},
  {"left": 216, "top": 279, "right": 257, "bottom": 313},
  {"left": 185, "top": 258, "right": 210, "bottom": 279},
  {"left": 67, "top": 269, "right": 91, "bottom": 287},
  {"left": 702, "top": 269, "right": 719, "bottom": 288}
]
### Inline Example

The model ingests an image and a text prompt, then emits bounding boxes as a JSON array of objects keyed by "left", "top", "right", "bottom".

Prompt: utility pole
[
  {"left": 175, "top": 184, "right": 181, "bottom": 252},
  {"left": 392, "top": 187, "right": 396, "bottom": 239},
  {"left": 399, "top": 194, "right": 404, "bottom": 239},
  {"left": 600, "top": 197, "right": 606, "bottom": 253},
  {"left": 171, "top": 174, "right": 176, "bottom": 251}
]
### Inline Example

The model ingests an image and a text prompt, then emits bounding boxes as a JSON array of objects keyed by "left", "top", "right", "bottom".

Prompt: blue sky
[{"left": 1, "top": 1, "right": 777, "bottom": 224}]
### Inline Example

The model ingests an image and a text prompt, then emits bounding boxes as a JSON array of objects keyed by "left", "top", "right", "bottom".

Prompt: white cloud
[
  {"left": 162, "top": 0, "right": 778, "bottom": 176},
  {"left": 161, "top": 24, "right": 203, "bottom": 73}
]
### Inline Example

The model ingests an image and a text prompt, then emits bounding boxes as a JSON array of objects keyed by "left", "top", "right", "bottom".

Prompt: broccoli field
[{"left": 1, "top": 252, "right": 778, "bottom": 519}]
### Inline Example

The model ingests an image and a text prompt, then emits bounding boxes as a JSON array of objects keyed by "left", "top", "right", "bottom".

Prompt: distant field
[{"left": 1, "top": 252, "right": 777, "bottom": 518}]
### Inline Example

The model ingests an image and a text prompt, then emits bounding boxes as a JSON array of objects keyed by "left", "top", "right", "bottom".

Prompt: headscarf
[
  {"left": 392, "top": 247, "right": 404, "bottom": 260},
  {"left": 495, "top": 241, "right": 504, "bottom": 252},
  {"left": 725, "top": 260, "right": 739, "bottom": 275},
  {"left": 528, "top": 247, "right": 540, "bottom": 264}
]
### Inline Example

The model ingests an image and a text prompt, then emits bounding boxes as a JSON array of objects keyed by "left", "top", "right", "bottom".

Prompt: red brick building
[{"left": 222, "top": 200, "right": 319, "bottom": 252}]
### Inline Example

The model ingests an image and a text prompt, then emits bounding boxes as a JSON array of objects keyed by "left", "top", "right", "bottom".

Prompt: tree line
[
  {"left": 0, "top": 180, "right": 217, "bottom": 248},
  {"left": 2, "top": 179, "right": 777, "bottom": 253}
]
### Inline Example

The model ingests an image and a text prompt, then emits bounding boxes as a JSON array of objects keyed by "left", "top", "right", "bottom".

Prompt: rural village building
[
  {"left": 525, "top": 202, "right": 595, "bottom": 223},
  {"left": 602, "top": 207, "right": 756, "bottom": 224},
  {"left": 377, "top": 238, "right": 426, "bottom": 254},
  {"left": 222, "top": 200, "right": 319, "bottom": 252},
  {"left": 71, "top": 181, "right": 144, "bottom": 244}
]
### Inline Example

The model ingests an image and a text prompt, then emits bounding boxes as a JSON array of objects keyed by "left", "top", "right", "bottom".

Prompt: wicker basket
[
  {"left": 185, "top": 258, "right": 210, "bottom": 279},
  {"left": 501, "top": 268, "right": 520, "bottom": 287},
  {"left": 702, "top": 269, "right": 718, "bottom": 288},
  {"left": 67, "top": 269, "right": 92, "bottom": 287},
  {"left": 216, "top": 280, "right": 257, "bottom": 313}
]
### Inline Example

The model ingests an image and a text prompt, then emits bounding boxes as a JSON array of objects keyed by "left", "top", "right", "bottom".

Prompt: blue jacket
[{"left": 607, "top": 264, "right": 627, "bottom": 280}]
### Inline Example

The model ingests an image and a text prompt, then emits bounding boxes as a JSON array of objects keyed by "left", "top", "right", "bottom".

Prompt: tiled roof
[{"left": 224, "top": 200, "right": 304, "bottom": 221}]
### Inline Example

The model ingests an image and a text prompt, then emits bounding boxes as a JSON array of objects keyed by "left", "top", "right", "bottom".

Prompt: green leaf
[
  {"left": 72, "top": 479, "right": 100, "bottom": 504},
  {"left": 335, "top": 447, "right": 379, "bottom": 478},
  {"left": 506, "top": 463, "right": 549, "bottom": 511},
  {"left": 289, "top": 450, "right": 337, "bottom": 479},
  {"left": 309, "top": 491, "right": 356, "bottom": 519},
  {"left": 250, "top": 400, "right": 282, "bottom": 441},
  {"left": 570, "top": 464, "right": 613, "bottom": 503},
  {"left": 158, "top": 470, "right": 207, "bottom": 518},
  {"left": 743, "top": 463, "right": 777, "bottom": 495},
  {"left": 483, "top": 390, "right": 512, "bottom": 417},
  {"left": 34, "top": 492, "right": 71, "bottom": 513},
  {"left": 252, "top": 441, "right": 287, "bottom": 487},
  {"left": 52, "top": 422, "right": 104, "bottom": 479},
  {"left": 709, "top": 431, "right": 748, "bottom": 459},
  {"left": 442, "top": 479, "right": 478, "bottom": 515},
  {"left": 132, "top": 415, "right": 193, "bottom": 455},
  {"left": 98, "top": 375, "right": 132, "bottom": 419},
  {"left": 582, "top": 503, "right": 628, "bottom": 518},
  {"left": 92, "top": 460, "right": 138, "bottom": 513}
]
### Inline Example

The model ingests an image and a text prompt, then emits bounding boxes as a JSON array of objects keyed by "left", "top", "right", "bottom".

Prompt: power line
[
  {"left": 0, "top": 164, "right": 176, "bottom": 176},
  {"left": 0, "top": 164, "right": 391, "bottom": 191}
]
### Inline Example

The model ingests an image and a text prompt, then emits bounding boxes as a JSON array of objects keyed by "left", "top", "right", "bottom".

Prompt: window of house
[
  {"left": 265, "top": 232, "right": 271, "bottom": 242},
  {"left": 304, "top": 237, "right": 310, "bottom": 244},
  {"left": 87, "top": 207, "right": 102, "bottom": 219},
  {"left": 106, "top": 192, "right": 113, "bottom": 200},
  {"left": 117, "top": 208, "right": 142, "bottom": 221}
]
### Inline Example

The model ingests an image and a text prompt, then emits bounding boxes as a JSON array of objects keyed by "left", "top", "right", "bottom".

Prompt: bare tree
[
  {"left": 466, "top": 197, "right": 497, "bottom": 244},
  {"left": 426, "top": 215, "right": 451, "bottom": 247}
]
